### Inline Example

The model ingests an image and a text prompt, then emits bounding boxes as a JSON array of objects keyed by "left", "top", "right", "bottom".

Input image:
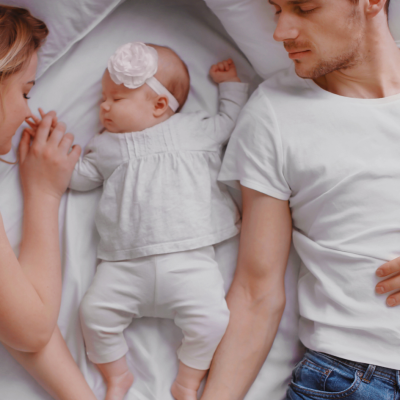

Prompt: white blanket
[{"left": 0, "top": 1, "right": 304, "bottom": 399}]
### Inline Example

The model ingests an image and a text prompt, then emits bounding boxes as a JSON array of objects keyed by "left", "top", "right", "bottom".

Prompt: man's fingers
[
  {"left": 376, "top": 273, "right": 400, "bottom": 294},
  {"left": 376, "top": 258, "right": 400, "bottom": 277},
  {"left": 386, "top": 291, "right": 400, "bottom": 307}
]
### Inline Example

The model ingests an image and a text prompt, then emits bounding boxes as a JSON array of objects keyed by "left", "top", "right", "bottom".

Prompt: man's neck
[{"left": 314, "top": 20, "right": 400, "bottom": 99}]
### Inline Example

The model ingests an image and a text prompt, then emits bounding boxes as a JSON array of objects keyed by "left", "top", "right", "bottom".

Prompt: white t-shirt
[
  {"left": 69, "top": 82, "right": 248, "bottom": 261},
  {"left": 219, "top": 66, "right": 400, "bottom": 369}
]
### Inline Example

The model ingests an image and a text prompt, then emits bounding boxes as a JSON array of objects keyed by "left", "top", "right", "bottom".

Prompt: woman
[{"left": 0, "top": 6, "right": 97, "bottom": 400}]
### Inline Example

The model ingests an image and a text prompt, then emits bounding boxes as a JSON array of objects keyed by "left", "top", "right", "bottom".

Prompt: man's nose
[{"left": 273, "top": 13, "right": 299, "bottom": 42}]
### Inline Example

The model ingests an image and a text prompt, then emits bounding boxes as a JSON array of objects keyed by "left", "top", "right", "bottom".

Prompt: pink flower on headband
[{"left": 107, "top": 42, "right": 158, "bottom": 89}]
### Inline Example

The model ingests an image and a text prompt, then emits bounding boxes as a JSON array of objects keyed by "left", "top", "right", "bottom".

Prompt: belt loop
[
  {"left": 361, "top": 364, "right": 376, "bottom": 383},
  {"left": 396, "top": 371, "right": 400, "bottom": 390}
]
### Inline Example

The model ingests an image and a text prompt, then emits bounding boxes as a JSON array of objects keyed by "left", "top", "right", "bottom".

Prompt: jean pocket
[{"left": 290, "top": 357, "right": 363, "bottom": 399}]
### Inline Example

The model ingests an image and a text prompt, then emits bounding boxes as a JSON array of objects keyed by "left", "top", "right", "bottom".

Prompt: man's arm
[{"left": 201, "top": 186, "right": 292, "bottom": 400}]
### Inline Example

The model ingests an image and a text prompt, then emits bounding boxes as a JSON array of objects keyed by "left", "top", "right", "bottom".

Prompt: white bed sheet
[{"left": 0, "top": 1, "right": 304, "bottom": 399}]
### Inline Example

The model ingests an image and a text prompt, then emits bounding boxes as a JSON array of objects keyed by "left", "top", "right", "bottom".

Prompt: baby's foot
[
  {"left": 105, "top": 370, "right": 134, "bottom": 400},
  {"left": 171, "top": 380, "right": 198, "bottom": 400}
]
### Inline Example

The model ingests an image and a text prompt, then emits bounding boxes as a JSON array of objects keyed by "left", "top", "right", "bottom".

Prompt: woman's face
[{"left": 0, "top": 52, "right": 37, "bottom": 155}]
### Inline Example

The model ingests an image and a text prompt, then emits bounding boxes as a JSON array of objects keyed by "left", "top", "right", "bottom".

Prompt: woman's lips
[{"left": 288, "top": 50, "right": 311, "bottom": 60}]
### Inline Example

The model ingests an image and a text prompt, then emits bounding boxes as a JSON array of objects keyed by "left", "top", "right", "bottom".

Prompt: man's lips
[{"left": 287, "top": 50, "right": 311, "bottom": 60}]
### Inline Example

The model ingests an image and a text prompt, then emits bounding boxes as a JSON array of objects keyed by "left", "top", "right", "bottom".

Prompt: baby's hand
[{"left": 209, "top": 59, "right": 241, "bottom": 84}]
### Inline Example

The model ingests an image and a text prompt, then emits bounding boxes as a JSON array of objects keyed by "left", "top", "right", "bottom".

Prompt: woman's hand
[
  {"left": 19, "top": 110, "right": 81, "bottom": 202},
  {"left": 376, "top": 259, "right": 400, "bottom": 306}
]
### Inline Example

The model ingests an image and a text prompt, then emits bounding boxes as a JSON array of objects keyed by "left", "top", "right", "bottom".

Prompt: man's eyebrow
[{"left": 269, "top": 0, "right": 314, "bottom": 4}]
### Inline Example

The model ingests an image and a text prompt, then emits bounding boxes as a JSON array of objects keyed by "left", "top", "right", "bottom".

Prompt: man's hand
[
  {"left": 376, "top": 259, "right": 400, "bottom": 306},
  {"left": 209, "top": 59, "right": 241, "bottom": 84}
]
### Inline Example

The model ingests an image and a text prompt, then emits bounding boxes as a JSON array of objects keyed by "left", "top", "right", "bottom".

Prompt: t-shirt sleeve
[
  {"left": 218, "top": 88, "right": 291, "bottom": 201},
  {"left": 69, "top": 134, "right": 104, "bottom": 191}
]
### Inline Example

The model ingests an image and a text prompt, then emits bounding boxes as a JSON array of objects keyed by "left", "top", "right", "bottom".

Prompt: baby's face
[{"left": 100, "top": 70, "right": 155, "bottom": 133}]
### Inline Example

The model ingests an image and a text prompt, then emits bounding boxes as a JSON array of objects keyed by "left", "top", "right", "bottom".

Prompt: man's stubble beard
[
  {"left": 291, "top": 9, "right": 365, "bottom": 80},
  {"left": 294, "top": 38, "right": 363, "bottom": 79}
]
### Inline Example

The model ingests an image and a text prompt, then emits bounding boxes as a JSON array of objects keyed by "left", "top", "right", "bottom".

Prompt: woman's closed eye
[{"left": 23, "top": 93, "right": 31, "bottom": 100}]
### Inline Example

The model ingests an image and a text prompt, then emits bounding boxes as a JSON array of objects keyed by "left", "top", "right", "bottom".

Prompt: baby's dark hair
[{"left": 146, "top": 44, "right": 190, "bottom": 112}]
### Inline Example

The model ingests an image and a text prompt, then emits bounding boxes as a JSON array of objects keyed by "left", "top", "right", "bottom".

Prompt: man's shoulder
[{"left": 259, "top": 67, "right": 313, "bottom": 101}]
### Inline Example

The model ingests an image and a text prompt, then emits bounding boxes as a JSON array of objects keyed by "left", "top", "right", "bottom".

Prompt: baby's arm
[
  {"left": 201, "top": 59, "right": 249, "bottom": 145},
  {"left": 69, "top": 136, "right": 104, "bottom": 191}
]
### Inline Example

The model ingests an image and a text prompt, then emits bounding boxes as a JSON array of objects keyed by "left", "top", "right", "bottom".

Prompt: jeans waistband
[{"left": 308, "top": 349, "right": 400, "bottom": 385}]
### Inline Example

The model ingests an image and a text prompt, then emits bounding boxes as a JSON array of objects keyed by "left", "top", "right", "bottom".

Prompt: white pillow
[
  {"left": 1, "top": 0, "right": 124, "bottom": 77},
  {"left": 205, "top": 0, "right": 400, "bottom": 79}
]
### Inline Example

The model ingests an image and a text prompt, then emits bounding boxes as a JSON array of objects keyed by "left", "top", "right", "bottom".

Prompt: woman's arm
[
  {"left": 201, "top": 186, "right": 292, "bottom": 400},
  {"left": 0, "top": 112, "right": 81, "bottom": 351}
]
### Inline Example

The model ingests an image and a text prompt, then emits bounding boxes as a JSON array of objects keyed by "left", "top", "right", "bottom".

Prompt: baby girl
[{"left": 69, "top": 42, "right": 249, "bottom": 400}]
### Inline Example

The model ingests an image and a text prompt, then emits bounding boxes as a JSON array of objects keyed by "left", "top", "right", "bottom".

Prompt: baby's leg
[
  {"left": 156, "top": 246, "right": 230, "bottom": 400},
  {"left": 80, "top": 258, "right": 153, "bottom": 400},
  {"left": 96, "top": 356, "right": 134, "bottom": 400},
  {"left": 171, "top": 362, "right": 207, "bottom": 400}
]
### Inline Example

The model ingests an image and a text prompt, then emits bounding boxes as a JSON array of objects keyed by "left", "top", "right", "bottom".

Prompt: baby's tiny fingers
[{"left": 223, "top": 60, "right": 231, "bottom": 70}]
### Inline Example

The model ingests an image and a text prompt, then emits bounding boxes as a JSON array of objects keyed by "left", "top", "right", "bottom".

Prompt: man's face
[{"left": 270, "top": 0, "right": 365, "bottom": 79}]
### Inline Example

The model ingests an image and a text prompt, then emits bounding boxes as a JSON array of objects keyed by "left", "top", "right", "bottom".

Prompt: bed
[{"left": 0, "top": 0, "right": 399, "bottom": 399}]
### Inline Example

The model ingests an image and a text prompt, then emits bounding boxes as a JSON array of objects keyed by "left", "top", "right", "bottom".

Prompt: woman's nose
[{"left": 25, "top": 105, "right": 33, "bottom": 121}]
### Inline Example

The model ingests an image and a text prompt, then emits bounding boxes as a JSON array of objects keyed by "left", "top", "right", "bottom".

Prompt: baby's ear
[{"left": 153, "top": 96, "right": 170, "bottom": 117}]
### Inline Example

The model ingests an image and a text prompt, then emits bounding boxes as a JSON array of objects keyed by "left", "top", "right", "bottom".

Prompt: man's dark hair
[{"left": 349, "top": 0, "right": 390, "bottom": 15}]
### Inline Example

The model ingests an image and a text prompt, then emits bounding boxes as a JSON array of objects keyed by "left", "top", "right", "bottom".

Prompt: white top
[
  {"left": 70, "top": 82, "right": 248, "bottom": 261},
  {"left": 219, "top": 66, "right": 400, "bottom": 369}
]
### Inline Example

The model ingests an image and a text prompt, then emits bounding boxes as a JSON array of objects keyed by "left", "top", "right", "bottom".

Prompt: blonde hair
[{"left": 0, "top": 5, "right": 48, "bottom": 164}]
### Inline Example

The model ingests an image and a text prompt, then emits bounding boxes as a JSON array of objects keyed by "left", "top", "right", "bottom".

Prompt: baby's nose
[{"left": 101, "top": 102, "right": 110, "bottom": 111}]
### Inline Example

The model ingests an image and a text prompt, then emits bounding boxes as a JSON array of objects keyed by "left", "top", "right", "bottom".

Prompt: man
[{"left": 200, "top": 0, "right": 400, "bottom": 399}]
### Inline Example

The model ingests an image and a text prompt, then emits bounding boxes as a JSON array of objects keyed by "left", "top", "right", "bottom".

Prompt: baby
[{"left": 69, "top": 42, "right": 249, "bottom": 400}]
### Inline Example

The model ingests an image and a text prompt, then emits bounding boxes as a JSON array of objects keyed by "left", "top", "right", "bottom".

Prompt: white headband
[{"left": 107, "top": 42, "right": 180, "bottom": 112}]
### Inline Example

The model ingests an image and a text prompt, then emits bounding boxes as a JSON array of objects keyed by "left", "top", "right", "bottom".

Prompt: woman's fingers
[
  {"left": 19, "top": 130, "right": 31, "bottom": 163},
  {"left": 34, "top": 113, "right": 56, "bottom": 144},
  {"left": 25, "top": 118, "right": 37, "bottom": 129},
  {"left": 68, "top": 144, "right": 81, "bottom": 164},
  {"left": 376, "top": 258, "right": 400, "bottom": 277},
  {"left": 47, "top": 122, "right": 66, "bottom": 147},
  {"left": 58, "top": 132, "right": 74, "bottom": 154}
]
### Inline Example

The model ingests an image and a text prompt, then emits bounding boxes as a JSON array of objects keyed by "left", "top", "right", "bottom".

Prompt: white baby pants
[{"left": 80, "top": 245, "right": 230, "bottom": 370}]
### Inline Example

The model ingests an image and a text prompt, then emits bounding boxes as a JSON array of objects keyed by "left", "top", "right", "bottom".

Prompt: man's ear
[
  {"left": 153, "top": 96, "right": 170, "bottom": 117},
  {"left": 365, "top": 0, "right": 387, "bottom": 19}
]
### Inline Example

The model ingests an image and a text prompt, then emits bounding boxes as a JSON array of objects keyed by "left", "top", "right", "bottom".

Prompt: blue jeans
[{"left": 286, "top": 349, "right": 400, "bottom": 400}]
